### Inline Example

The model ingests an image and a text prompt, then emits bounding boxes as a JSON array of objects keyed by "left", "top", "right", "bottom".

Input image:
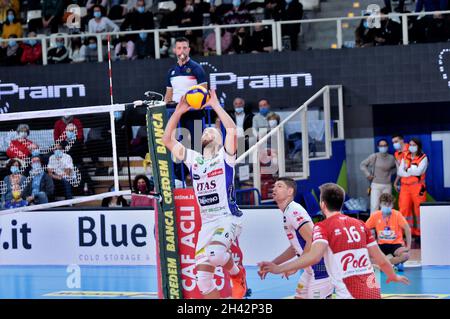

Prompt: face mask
[
  {"left": 138, "top": 184, "right": 147, "bottom": 192},
  {"left": 139, "top": 32, "right": 148, "bottom": 40},
  {"left": 260, "top": 108, "right": 269, "bottom": 116},
  {"left": 31, "top": 162, "right": 41, "bottom": 171},
  {"left": 393, "top": 142, "right": 401, "bottom": 150},
  {"left": 88, "top": 43, "right": 97, "bottom": 50},
  {"left": 10, "top": 166, "right": 19, "bottom": 174},
  {"left": 94, "top": 11, "right": 102, "bottom": 18},
  {"left": 114, "top": 111, "right": 122, "bottom": 120},
  {"left": 409, "top": 145, "right": 418, "bottom": 153},
  {"left": 18, "top": 131, "right": 27, "bottom": 138},
  {"left": 233, "top": 0, "right": 241, "bottom": 7},
  {"left": 32, "top": 149, "right": 40, "bottom": 157},
  {"left": 235, "top": 107, "right": 244, "bottom": 114},
  {"left": 363, "top": 20, "right": 369, "bottom": 29},
  {"left": 28, "top": 39, "right": 37, "bottom": 46},
  {"left": 381, "top": 206, "right": 392, "bottom": 216},
  {"left": 269, "top": 120, "right": 278, "bottom": 128},
  {"left": 54, "top": 150, "right": 63, "bottom": 158},
  {"left": 7, "top": 14, "right": 14, "bottom": 23},
  {"left": 12, "top": 191, "right": 21, "bottom": 200},
  {"left": 66, "top": 131, "right": 76, "bottom": 141},
  {"left": 378, "top": 146, "right": 388, "bottom": 153},
  {"left": 8, "top": 40, "right": 17, "bottom": 47},
  {"left": 56, "top": 42, "right": 64, "bottom": 48},
  {"left": 137, "top": 6, "right": 145, "bottom": 13}
]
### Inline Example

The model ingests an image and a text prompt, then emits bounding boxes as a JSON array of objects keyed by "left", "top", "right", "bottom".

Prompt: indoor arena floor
[{"left": 1, "top": 265, "right": 449, "bottom": 299}]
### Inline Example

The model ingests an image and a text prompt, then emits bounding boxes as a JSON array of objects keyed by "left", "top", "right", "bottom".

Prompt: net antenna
[{"left": 132, "top": 91, "right": 166, "bottom": 109}]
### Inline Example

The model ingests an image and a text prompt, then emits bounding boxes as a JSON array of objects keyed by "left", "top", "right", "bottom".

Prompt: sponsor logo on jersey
[
  {"left": 213, "top": 228, "right": 224, "bottom": 236},
  {"left": 186, "top": 68, "right": 191, "bottom": 74},
  {"left": 193, "top": 174, "right": 200, "bottom": 180},
  {"left": 293, "top": 211, "right": 299, "bottom": 215},
  {"left": 198, "top": 193, "right": 220, "bottom": 206},
  {"left": 195, "top": 157, "right": 204, "bottom": 165},
  {"left": 296, "top": 216, "right": 304, "bottom": 223},
  {"left": 337, "top": 248, "right": 373, "bottom": 278},
  {"left": 196, "top": 180, "right": 216, "bottom": 192},
  {"left": 334, "top": 229, "right": 342, "bottom": 235},
  {"left": 207, "top": 168, "right": 223, "bottom": 178},
  {"left": 287, "top": 233, "right": 294, "bottom": 240},
  {"left": 209, "top": 160, "right": 220, "bottom": 167}
]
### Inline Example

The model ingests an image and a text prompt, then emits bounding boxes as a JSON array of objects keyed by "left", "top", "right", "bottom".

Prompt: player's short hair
[
  {"left": 276, "top": 177, "right": 297, "bottom": 197},
  {"left": 175, "top": 37, "right": 189, "bottom": 44},
  {"left": 379, "top": 193, "right": 394, "bottom": 206},
  {"left": 319, "top": 183, "right": 345, "bottom": 212}
]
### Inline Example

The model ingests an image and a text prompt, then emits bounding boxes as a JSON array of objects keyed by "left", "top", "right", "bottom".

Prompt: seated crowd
[{"left": 0, "top": 0, "right": 305, "bottom": 66}]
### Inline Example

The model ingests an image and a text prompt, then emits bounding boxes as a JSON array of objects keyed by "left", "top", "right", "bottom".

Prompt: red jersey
[{"left": 312, "top": 213, "right": 381, "bottom": 299}]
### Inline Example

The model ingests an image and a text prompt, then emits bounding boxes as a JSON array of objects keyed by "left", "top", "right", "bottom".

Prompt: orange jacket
[
  {"left": 394, "top": 143, "right": 409, "bottom": 162},
  {"left": 401, "top": 153, "right": 427, "bottom": 185}
]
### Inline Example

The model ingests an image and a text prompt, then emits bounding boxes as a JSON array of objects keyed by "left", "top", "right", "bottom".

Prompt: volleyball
[{"left": 185, "top": 85, "right": 210, "bottom": 109}]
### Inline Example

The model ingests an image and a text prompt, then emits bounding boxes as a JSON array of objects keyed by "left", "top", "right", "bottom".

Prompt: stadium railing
[{"left": 2, "top": 10, "right": 450, "bottom": 65}]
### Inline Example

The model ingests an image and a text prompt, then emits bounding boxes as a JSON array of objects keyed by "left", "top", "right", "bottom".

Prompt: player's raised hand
[
  {"left": 257, "top": 268, "right": 267, "bottom": 280},
  {"left": 207, "top": 89, "right": 221, "bottom": 108},
  {"left": 386, "top": 274, "right": 410, "bottom": 285},
  {"left": 176, "top": 95, "right": 190, "bottom": 114}
]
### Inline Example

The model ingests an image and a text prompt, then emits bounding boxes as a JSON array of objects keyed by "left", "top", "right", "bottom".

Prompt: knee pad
[
  {"left": 206, "top": 244, "right": 230, "bottom": 267},
  {"left": 196, "top": 270, "right": 215, "bottom": 295}
]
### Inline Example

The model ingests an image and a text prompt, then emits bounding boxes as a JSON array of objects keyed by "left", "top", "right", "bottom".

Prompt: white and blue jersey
[
  {"left": 283, "top": 201, "right": 329, "bottom": 280},
  {"left": 166, "top": 59, "right": 207, "bottom": 103},
  {"left": 184, "top": 147, "right": 242, "bottom": 223}
]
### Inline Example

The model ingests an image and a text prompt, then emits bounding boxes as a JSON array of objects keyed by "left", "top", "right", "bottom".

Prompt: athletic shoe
[
  {"left": 230, "top": 266, "right": 247, "bottom": 299},
  {"left": 396, "top": 263, "right": 404, "bottom": 272}
]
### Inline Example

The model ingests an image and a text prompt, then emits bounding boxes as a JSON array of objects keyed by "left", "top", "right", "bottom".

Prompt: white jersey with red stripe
[
  {"left": 312, "top": 213, "right": 381, "bottom": 299},
  {"left": 283, "top": 201, "right": 329, "bottom": 280}
]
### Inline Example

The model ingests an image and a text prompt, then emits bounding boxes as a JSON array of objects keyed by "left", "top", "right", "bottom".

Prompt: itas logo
[
  {"left": 198, "top": 193, "right": 219, "bottom": 206},
  {"left": 196, "top": 180, "right": 216, "bottom": 192},
  {"left": 79, "top": 214, "right": 148, "bottom": 247},
  {"left": 207, "top": 168, "right": 223, "bottom": 178},
  {"left": 0, "top": 219, "right": 32, "bottom": 250}
]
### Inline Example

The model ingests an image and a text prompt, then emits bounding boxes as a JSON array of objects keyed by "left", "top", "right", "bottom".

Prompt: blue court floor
[{"left": 1, "top": 265, "right": 449, "bottom": 299}]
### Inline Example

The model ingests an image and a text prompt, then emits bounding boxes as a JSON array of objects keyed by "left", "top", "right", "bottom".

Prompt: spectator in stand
[
  {"left": 264, "top": 0, "right": 282, "bottom": 20},
  {"left": 23, "top": 156, "right": 54, "bottom": 205},
  {"left": 126, "top": 0, "right": 153, "bottom": 13},
  {"left": 69, "top": 37, "right": 87, "bottom": 63},
  {"left": 2, "top": 8, "right": 22, "bottom": 39},
  {"left": 114, "top": 35, "right": 136, "bottom": 60},
  {"left": 54, "top": 115, "right": 84, "bottom": 144},
  {"left": 249, "top": 22, "right": 273, "bottom": 53},
  {"left": 48, "top": 36, "right": 71, "bottom": 64},
  {"left": 86, "top": 0, "right": 111, "bottom": 13},
  {"left": 223, "top": 0, "right": 254, "bottom": 25},
  {"left": 373, "top": 8, "right": 402, "bottom": 46},
  {"left": 231, "top": 27, "right": 252, "bottom": 53},
  {"left": 177, "top": 0, "right": 203, "bottom": 28},
  {"left": 252, "top": 98, "right": 277, "bottom": 140},
  {"left": 88, "top": 5, "right": 120, "bottom": 34},
  {"left": 135, "top": 29, "right": 155, "bottom": 59},
  {"left": 102, "top": 185, "right": 129, "bottom": 207},
  {"left": 228, "top": 97, "right": 254, "bottom": 152},
  {"left": 355, "top": 14, "right": 378, "bottom": 47},
  {"left": 204, "top": 24, "right": 233, "bottom": 55},
  {"left": 131, "top": 174, "right": 155, "bottom": 207},
  {"left": 1, "top": 159, "right": 26, "bottom": 205},
  {"left": 121, "top": 0, "right": 154, "bottom": 33},
  {"left": 85, "top": 36, "right": 99, "bottom": 62},
  {"left": 0, "top": 0, "right": 20, "bottom": 24},
  {"left": 130, "top": 126, "right": 149, "bottom": 158},
  {"left": 4, "top": 184, "right": 27, "bottom": 209},
  {"left": 28, "top": 0, "right": 65, "bottom": 34},
  {"left": 280, "top": 0, "right": 303, "bottom": 51},
  {"left": 6, "top": 124, "right": 38, "bottom": 161},
  {"left": 20, "top": 31, "right": 42, "bottom": 65},
  {"left": 47, "top": 142, "right": 75, "bottom": 200},
  {"left": 0, "top": 34, "right": 23, "bottom": 66}
]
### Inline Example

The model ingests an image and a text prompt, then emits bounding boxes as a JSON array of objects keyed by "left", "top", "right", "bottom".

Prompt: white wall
[{"left": 421, "top": 204, "right": 450, "bottom": 265}]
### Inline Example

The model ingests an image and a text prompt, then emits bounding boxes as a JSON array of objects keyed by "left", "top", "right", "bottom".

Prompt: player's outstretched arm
[
  {"left": 207, "top": 89, "right": 238, "bottom": 155},
  {"left": 162, "top": 96, "right": 190, "bottom": 162},
  {"left": 367, "top": 244, "right": 410, "bottom": 285},
  {"left": 258, "top": 242, "right": 327, "bottom": 276},
  {"left": 258, "top": 246, "right": 297, "bottom": 280}
]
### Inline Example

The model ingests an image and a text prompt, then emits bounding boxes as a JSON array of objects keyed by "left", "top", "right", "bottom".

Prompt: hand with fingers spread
[
  {"left": 281, "top": 269, "right": 298, "bottom": 280},
  {"left": 258, "top": 261, "right": 283, "bottom": 275},
  {"left": 206, "top": 89, "right": 221, "bottom": 109},
  {"left": 386, "top": 274, "right": 410, "bottom": 285}
]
